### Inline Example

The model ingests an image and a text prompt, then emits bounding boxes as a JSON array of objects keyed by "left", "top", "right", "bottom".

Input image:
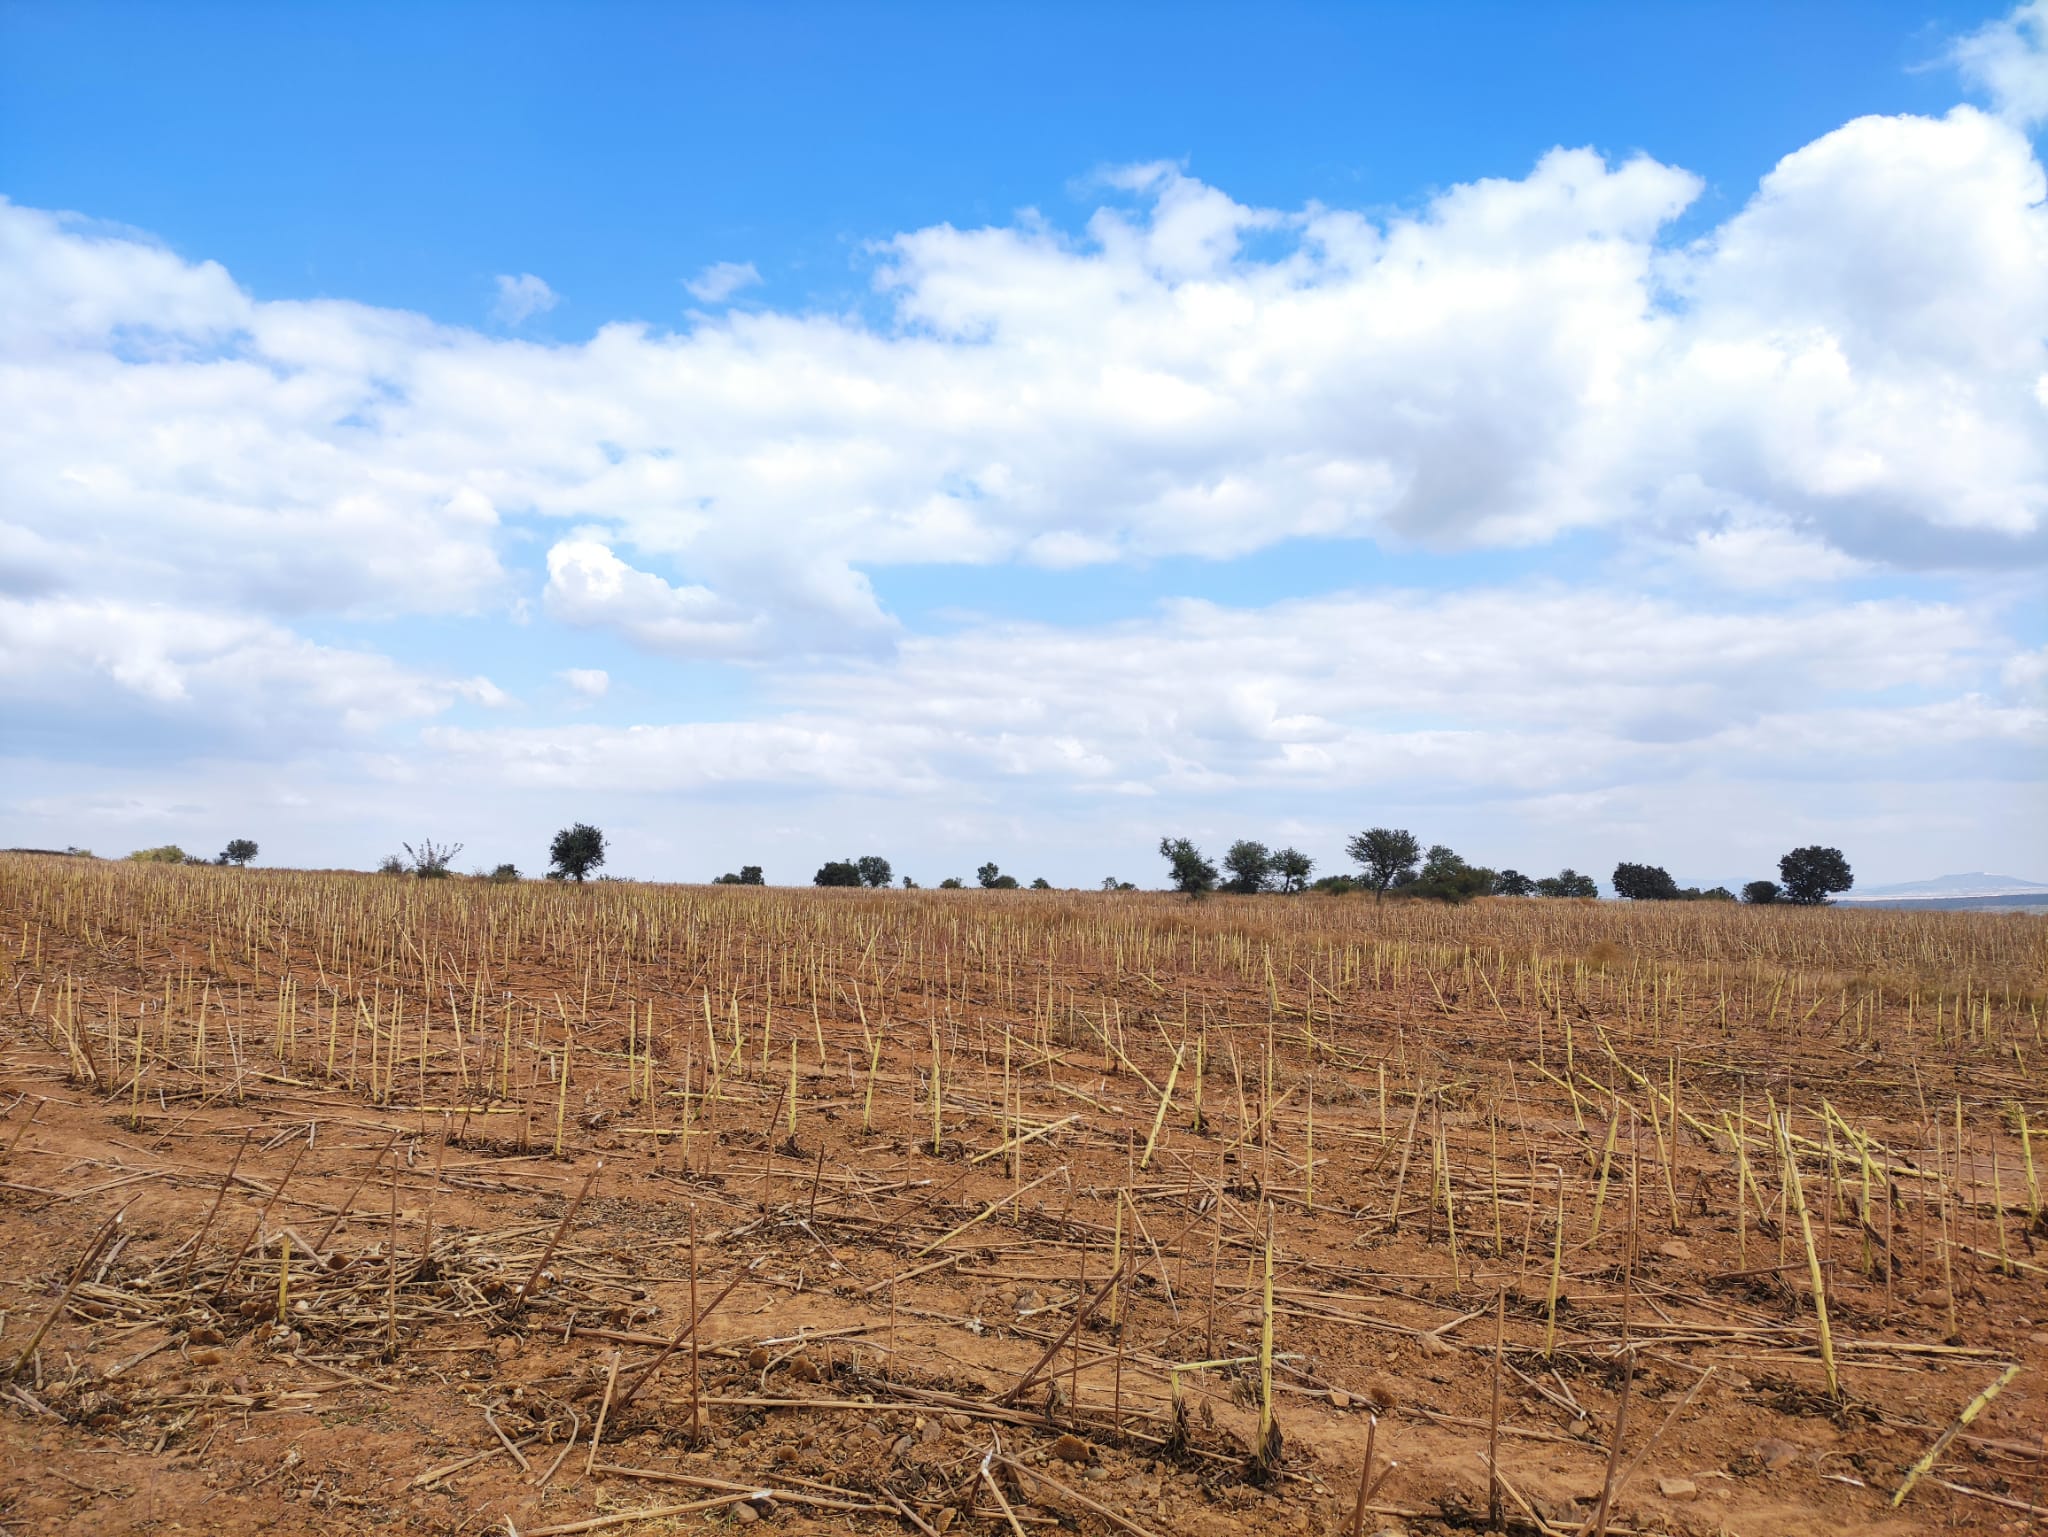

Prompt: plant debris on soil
[{"left": 1, "top": 855, "right": 2044, "bottom": 1536}]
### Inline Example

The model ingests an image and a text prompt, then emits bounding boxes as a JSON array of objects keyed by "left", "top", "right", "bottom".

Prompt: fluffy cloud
[
  {"left": 541, "top": 535, "right": 894, "bottom": 658},
  {"left": 2, "top": 102, "right": 2043, "bottom": 659},
  {"left": 542, "top": 538, "right": 757, "bottom": 653},
  {"left": 426, "top": 584, "right": 2036, "bottom": 798},
  {"left": 557, "top": 666, "right": 610, "bottom": 698},
  {"left": 491, "top": 273, "right": 558, "bottom": 325},
  {"left": 0, "top": 202, "right": 249, "bottom": 355},
  {"left": 1667, "top": 510, "right": 1872, "bottom": 590},
  {"left": 0, "top": 596, "right": 510, "bottom": 746},
  {"left": 1654, "top": 107, "right": 2048, "bottom": 563},
  {"left": 1953, "top": 0, "right": 2048, "bottom": 126}
]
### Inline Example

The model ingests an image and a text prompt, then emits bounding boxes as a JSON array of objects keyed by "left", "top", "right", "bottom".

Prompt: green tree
[
  {"left": 938, "top": 877, "right": 964, "bottom": 889},
  {"left": 1345, "top": 827, "right": 1421, "bottom": 901},
  {"left": 814, "top": 860, "right": 862, "bottom": 887},
  {"left": 1779, "top": 846, "right": 1852, "bottom": 906},
  {"left": 1157, "top": 837, "right": 1219, "bottom": 899},
  {"left": 1535, "top": 868, "right": 1598, "bottom": 898},
  {"left": 1270, "top": 847, "right": 1314, "bottom": 893},
  {"left": 976, "top": 862, "right": 1019, "bottom": 889},
  {"left": 1403, "top": 844, "right": 1495, "bottom": 904},
  {"left": 856, "top": 855, "right": 893, "bottom": 888},
  {"left": 1494, "top": 869, "right": 1535, "bottom": 896},
  {"left": 1029, "top": 877, "right": 1053, "bottom": 889},
  {"left": 1223, "top": 839, "right": 1273, "bottom": 894},
  {"left": 489, "top": 862, "right": 520, "bottom": 883},
  {"left": 1612, "top": 862, "right": 1681, "bottom": 901},
  {"left": 218, "top": 838, "right": 258, "bottom": 867},
  {"left": 1742, "top": 880, "right": 1780, "bottom": 904},
  {"left": 128, "top": 844, "right": 189, "bottom": 864},
  {"left": 548, "top": 823, "right": 606, "bottom": 883}
]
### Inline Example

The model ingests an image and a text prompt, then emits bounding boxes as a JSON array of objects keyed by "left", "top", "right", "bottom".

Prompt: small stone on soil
[{"left": 1754, "top": 1437, "right": 1800, "bottom": 1471}]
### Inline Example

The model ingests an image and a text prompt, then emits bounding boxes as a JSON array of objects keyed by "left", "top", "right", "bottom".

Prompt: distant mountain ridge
[{"left": 1837, "top": 873, "right": 2048, "bottom": 904}]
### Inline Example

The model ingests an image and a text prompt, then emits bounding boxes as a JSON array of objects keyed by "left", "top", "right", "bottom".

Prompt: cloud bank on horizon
[{"left": 1, "top": 4, "right": 2044, "bottom": 885}]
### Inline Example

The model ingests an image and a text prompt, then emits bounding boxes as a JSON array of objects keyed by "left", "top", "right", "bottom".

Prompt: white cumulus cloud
[
  {"left": 427, "top": 584, "right": 2036, "bottom": 798},
  {"left": 2, "top": 107, "right": 2042, "bottom": 661},
  {"left": 0, "top": 595, "right": 509, "bottom": 741},
  {"left": 1952, "top": 0, "right": 2048, "bottom": 126}
]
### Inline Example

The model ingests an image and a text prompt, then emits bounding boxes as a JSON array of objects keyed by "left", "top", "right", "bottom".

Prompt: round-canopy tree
[
  {"left": 1271, "top": 847, "right": 1314, "bottom": 893},
  {"left": 549, "top": 823, "right": 607, "bottom": 883},
  {"left": 1535, "top": 869, "right": 1598, "bottom": 898},
  {"left": 1612, "top": 862, "right": 1681, "bottom": 901},
  {"left": 218, "top": 838, "right": 258, "bottom": 867},
  {"left": 1345, "top": 827, "right": 1420, "bottom": 901},
  {"left": 1158, "top": 837, "right": 1219, "bottom": 899},
  {"left": 1223, "top": 840, "right": 1272, "bottom": 894},
  {"left": 1779, "top": 846, "right": 1852, "bottom": 906},
  {"left": 1404, "top": 844, "right": 1495, "bottom": 905}
]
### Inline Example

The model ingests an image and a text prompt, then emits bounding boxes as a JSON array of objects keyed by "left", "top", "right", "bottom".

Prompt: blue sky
[
  {"left": 1, "top": 1, "right": 2043, "bottom": 889},
  {"left": 0, "top": 4, "right": 1996, "bottom": 334}
]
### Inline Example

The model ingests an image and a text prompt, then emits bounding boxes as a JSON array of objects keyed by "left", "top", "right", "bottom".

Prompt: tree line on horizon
[
  {"left": 1154, "top": 830, "right": 1851, "bottom": 906},
  {"left": 106, "top": 823, "right": 1854, "bottom": 907},
  {"left": 121, "top": 839, "right": 259, "bottom": 868}
]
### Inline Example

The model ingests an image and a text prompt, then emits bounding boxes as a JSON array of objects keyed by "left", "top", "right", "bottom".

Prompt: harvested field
[{"left": 1, "top": 853, "right": 2044, "bottom": 1537}]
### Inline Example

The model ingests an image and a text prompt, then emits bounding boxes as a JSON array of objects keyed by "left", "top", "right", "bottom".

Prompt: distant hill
[
  {"left": 1837, "top": 873, "right": 2048, "bottom": 911},
  {"left": 1839, "top": 872, "right": 2048, "bottom": 901}
]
